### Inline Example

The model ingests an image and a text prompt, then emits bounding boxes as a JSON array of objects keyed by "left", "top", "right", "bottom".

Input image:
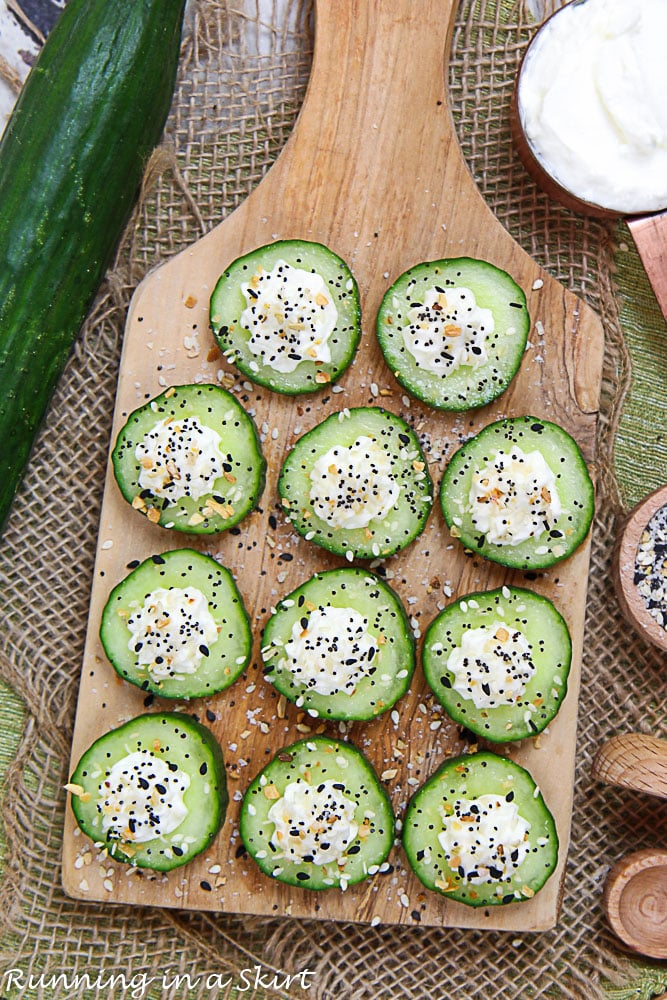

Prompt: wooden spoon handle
[
  {"left": 603, "top": 848, "right": 667, "bottom": 959},
  {"left": 592, "top": 733, "right": 667, "bottom": 800},
  {"left": 627, "top": 211, "right": 667, "bottom": 324}
]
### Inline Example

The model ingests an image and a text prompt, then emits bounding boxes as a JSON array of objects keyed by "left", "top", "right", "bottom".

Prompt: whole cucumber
[{"left": 0, "top": 0, "right": 187, "bottom": 535}]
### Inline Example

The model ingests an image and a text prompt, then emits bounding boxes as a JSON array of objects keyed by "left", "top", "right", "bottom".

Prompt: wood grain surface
[
  {"left": 63, "top": 0, "right": 604, "bottom": 931},
  {"left": 603, "top": 849, "right": 667, "bottom": 959},
  {"left": 593, "top": 734, "right": 667, "bottom": 801}
]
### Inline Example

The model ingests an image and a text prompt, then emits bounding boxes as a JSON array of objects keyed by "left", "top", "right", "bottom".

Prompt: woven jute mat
[{"left": 0, "top": 1, "right": 666, "bottom": 997}]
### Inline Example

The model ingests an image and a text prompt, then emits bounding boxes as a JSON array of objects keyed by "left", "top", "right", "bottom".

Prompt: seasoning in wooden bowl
[{"left": 612, "top": 484, "right": 667, "bottom": 652}]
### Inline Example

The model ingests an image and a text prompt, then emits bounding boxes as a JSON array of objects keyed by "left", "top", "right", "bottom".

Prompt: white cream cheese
[
  {"left": 518, "top": 0, "right": 667, "bottom": 214},
  {"left": 468, "top": 445, "right": 562, "bottom": 546},
  {"left": 438, "top": 794, "right": 531, "bottom": 883},
  {"left": 98, "top": 750, "right": 190, "bottom": 844},
  {"left": 268, "top": 779, "right": 359, "bottom": 865},
  {"left": 135, "top": 416, "right": 225, "bottom": 501},
  {"left": 401, "top": 286, "right": 491, "bottom": 375},
  {"left": 446, "top": 622, "right": 536, "bottom": 709},
  {"left": 279, "top": 605, "right": 378, "bottom": 696},
  {"left": 240, "top": 260, "right": 337, "bottom": 373},
  {"left": 309, "top": 436, "right": 400, "bottom": 529},
  {"left": 126, "top": 587, "right": 219, "bottom": 680}
]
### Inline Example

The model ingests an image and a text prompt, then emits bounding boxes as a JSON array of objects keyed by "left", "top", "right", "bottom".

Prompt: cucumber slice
[
  {"left": 440, "top": 415, "right": 594, "bottom": 569},
  {"left": 209, "top": 240, "right": 361, "bottom": 395},
  {"left": 402, "top": 751, "right": 558, "bottom": 907},
  {"left": 278, "top": 406, "right": 433, "bottom": 559},
  {"left": 261, "top": 567, "right": 414, "bottom": 721},
  {"left": 100, "top": 549, "right": 252, "bottom": 700},
  {"left": 68, "top": 712, "right": 227, "bottom": 871},
  {"left": 239, "top": 736, "right": 394, "bottom": 890},
  {"left": 376, "top": 257, "right": 529, "bottom": 410},
  {"left": 422, "top": 586, "right": 571, "bottom": 742},
  {"left": 112, "top": 383, "right": 266, "bottom": 535}
]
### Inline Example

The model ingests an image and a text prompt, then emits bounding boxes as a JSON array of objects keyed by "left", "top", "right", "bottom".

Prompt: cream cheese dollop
[
  {"left": 446, "top": 621, "right": 536, "bottom": 710},
  {"left": 240, "top": 260, "right": 337, "bottom": 373},
  {"left": 468, "top": 446, "right": 561, "bottom": 546},
  {"left": 279, "top": 605, "right": 378, "bottom": 696},
  {"left": 126, "top": 586, "right": 219, "bottom": 680},
  {"left": 518, "top": 0, "right": 667, "bottom": 214},
  {"left": 438, "top": 794, "right": 531, "bottom": 883},
  {"left": 309, "top": 436, "right": 400, "bottom": 530},
  {"left": 268, "top": 779, "right": 359, "bottom": 866},
  {"left": 98, "top": 750, "right": 190, "bottom": 844},
  {"left": 401, "top": 286, "right": 491, "bottom": 375},
  {"left": 135, "top": 415, "right": 225, "bottom": 501}
]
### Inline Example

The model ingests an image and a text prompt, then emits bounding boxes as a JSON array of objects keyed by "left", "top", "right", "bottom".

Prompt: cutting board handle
[{"left": 296, "top": 0, "right": 461, "bottom": 161}]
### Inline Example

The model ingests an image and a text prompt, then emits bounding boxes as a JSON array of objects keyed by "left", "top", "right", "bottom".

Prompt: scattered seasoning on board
[{"left": 634, "top": 503, "right": 667, "bottom": 631}]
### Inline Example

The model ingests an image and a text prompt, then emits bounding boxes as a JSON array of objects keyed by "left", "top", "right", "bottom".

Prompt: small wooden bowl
[
  {"left": 612, "top": 484, "right": 667, "bottom": 653},
  {"left": 603, "top": 849, "right": 667, "bottom": 959},
  {"left": 510, "top": 8, "right": 622, "bottom": 222},
  {"left": 511, "top": 7, "right": 667, "bottom": 321}
]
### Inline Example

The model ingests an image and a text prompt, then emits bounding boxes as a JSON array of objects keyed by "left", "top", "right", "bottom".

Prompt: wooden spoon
[
  {"left": 592, "top": 733, "right": 667, "bottom": 800},
  {"left": 603, "top": 849, "right": 667, "bottom": 959},
  {"left": 594, "top": 734, "right": 667, "bottom": 957},
  {"left": 612, "top": 484, "right": 667, "bottom": 653},
  {"left": 511, "top": 9, "right": 667, "bottom": 322}
]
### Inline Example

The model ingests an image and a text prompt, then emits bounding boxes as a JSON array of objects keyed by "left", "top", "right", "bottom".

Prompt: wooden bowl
[
  {"left": 510, "top": 6, "right": 667, "bottom": 321},
  {"left": 612, "top": 484, "right": 667, "bottom": 653},
  {"left": 603, "top": 849, "right": 667, "bottom": 959},
  {"left": 509, "top": 8, "right": 621, "bottom": 222}
]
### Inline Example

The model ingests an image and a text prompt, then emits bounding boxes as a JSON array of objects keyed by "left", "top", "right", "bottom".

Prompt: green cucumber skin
[
  {"left": 210, "top": 240, "right": 361, "bottom": 395},
  {"left": 0, "top": 0, "right": 186, "bottom": 534},
  {"left": 376, "top": 257, "right": 530, "bottom": 411},
  {"left": 422, "top": 586, "right": 572, "bottom": 742},
  {"left": 239, "top": 736, "right": 395, "bottom": 890},
  {"left": 69, "top": 712, "right": 228, "bottom": 872},
  {"left": 112, "top": 384, "right": 267, "bottom": 535},
  {"left": 278, "top": 406, "right": 434, "bottom": 559},
  {"left": 261, "top": 567, "right": 415, "bottom": 721},
  {"left": 100, "top": 549, "right": 252, "bottom": 700},
  {"left": 402, "top": 751, "right": 559, "bottom": 907},
  {"left": 440, "top": 416, "right": 595, "bottom": 570}
]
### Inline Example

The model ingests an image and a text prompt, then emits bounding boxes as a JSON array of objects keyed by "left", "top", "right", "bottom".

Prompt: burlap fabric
[{"left": 0, "top": 1, "right": 665, "bottom": 997}]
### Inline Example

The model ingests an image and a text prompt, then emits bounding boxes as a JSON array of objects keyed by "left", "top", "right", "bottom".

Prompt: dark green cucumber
[
  {"left": 440, "top": 416, "right": 594, "bottom": 569},
  {"left": 402, "top": 751, "right": 558, "bottom": 906},
  {"left": 100, "top": 549, "right": 252, "bottom": 699},
  {"left": 112, "top": 384, "right": 266, "bottom": 534},
  {"left": 422, "top": 586, "right": 571, "bottom": 742},
  {"left": 0, "top": 0, "right": 186, "bottom": 535},
  {"left": 278, "top": 406, "right": 433, "bottom": 559},
  {"left": 261, "top": 567, "right": 414, "bottom": 720},
  {"left": 239, "top": 736, "right": 394, "bottom": 890},
  {"left": 210, "top": 240, "right": 361, "bottom": 394},
  {"left": 376, "top": 258, "right": 529, "bottom": 410},
  {"left": 68, "top": 712, "right": 227, "bottom": 871}
]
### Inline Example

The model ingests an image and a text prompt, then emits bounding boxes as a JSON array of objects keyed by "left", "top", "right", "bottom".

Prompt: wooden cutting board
[{"left": 63, "top": 0, "right": 604, "bottom": 931}]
